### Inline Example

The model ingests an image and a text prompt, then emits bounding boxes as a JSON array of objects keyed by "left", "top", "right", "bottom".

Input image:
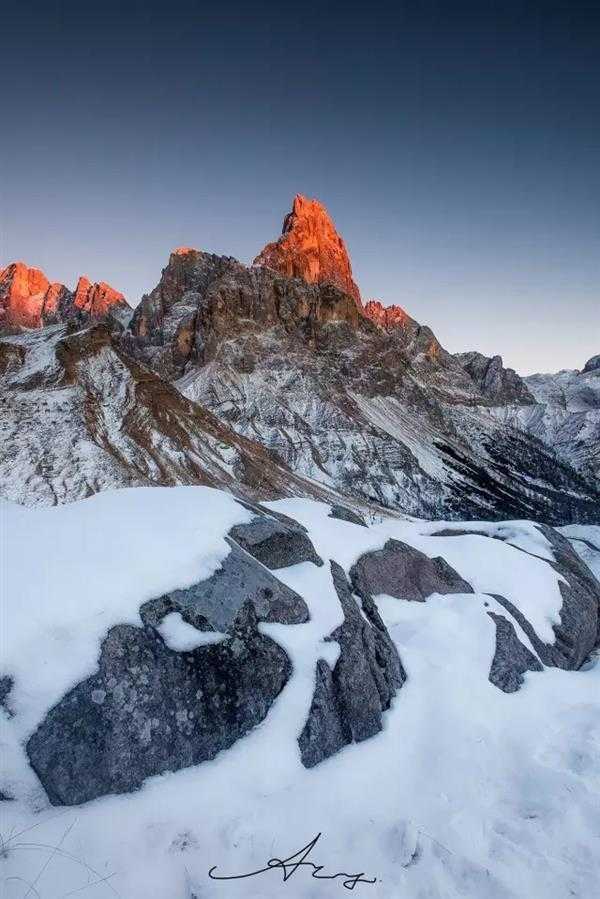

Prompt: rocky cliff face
[
  {"left": 493, "top": 357, "right": 600, "bottom": 481},
  {"left": 454, "top": 351, "right": 535, "bottom": 404},
  {"left": 0, "top": 323, "right": 354, "bottom": 507},
  {"left": 363, "top": 299, "right": 412, "bottom": 330},
  {"left": 124, "top": 235, "right": 600, "bottom": 524},
  {"left": 126, "top": 246, "right": 365, "bottom": 379},
  {"left": 253, "top": 194, "right": 362, "bottom": 303},
  {"left": 0, "top": 262, "right": 130, "bottom": 331}
]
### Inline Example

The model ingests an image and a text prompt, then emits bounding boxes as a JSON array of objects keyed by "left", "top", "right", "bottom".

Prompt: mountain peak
[
  {"left": 0, "top": 262, "right": 128, "bottom": 330},
  {"left": 253, "top": 195, "right": 361, "bottom": 303}
]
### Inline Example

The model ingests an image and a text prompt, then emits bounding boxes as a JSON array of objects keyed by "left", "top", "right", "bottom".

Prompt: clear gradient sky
[{"left": 2, "top": 1, "right": 598, "bottom": 374}]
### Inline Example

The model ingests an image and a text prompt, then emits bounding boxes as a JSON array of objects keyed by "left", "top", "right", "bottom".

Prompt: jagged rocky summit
[
  {"left": 0, "top": 262, "right": 130, "bottom": 331},
  {"left": 253, "top": 193, "right": 362, "bottom": 303},
  {"left": 1, "top": 195, "right": 598, "bottom": 522},
  {"left": 122, "top": 196, "right": 599, "bottom": 524}
]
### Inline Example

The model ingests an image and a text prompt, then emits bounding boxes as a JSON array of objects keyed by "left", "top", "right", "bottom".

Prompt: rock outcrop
[
  {"left": 350, "top": 539, "right": 474, "bottom": 601},
  {"left": 455, "top": 351, "right": 534, "bottom": 404},
  {"left": 229, "top": 514, "right": 323, "bottom": 569},
  {"left": 489, "top": 527, "right": 600, "bottom": 671},
  {"left": 27, "top": 615, "right": 291, "bottom": 805},
  {"left": 147, "top": 536, "right": 310, "bottom": 631},
  {"left": 126, "top": 247, "right": 365, "bottom": 379},
  {"left": 298, "top": 562, "right": 405, "bottom": 767},
  {"left": 486, "top": 612, "right": 544, "bottom": 693},
  {"left": 582, "top": 354, "right": 600, "bottom": 375},
  {"left": 0, "top": 262, "right": 129, "bottom": 331},
  {"left": 363, "top": 300, "right": 411, "bottom": 331},
  {"left": 328, "top": 504, "right": 367, "bottom": 527},
  {"left": 25, "top": 534, "right": 312, "bottom": 805},
  {"left": 253, "top": 194, "right": 362, "bottom": 303}
]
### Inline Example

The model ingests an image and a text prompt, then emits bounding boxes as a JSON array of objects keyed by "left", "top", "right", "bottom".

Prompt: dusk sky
[{"left": 2, "top": 1, "right": 598, "bottom": 374}]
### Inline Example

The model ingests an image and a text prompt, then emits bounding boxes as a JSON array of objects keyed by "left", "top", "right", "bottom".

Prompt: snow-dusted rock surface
[
  {"left": 457, "top": 352, "right": 600, "bottom": 482},
  {"left": 2, "top": 486, "right": 600, "bottom": 897},
  {"left": 521, "top": 360, "right": 600, "bottom": 479},
  {"left": 125, "top": 244, "right": 599, "bottom": 523},
  {"left": 0, "top": 323, "right": 356, "bottom": 508}
]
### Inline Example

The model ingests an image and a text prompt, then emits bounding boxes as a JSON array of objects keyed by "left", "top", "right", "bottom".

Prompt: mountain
[
  {"left": 0, "top": 321, "right": 352, "bottom": 507},
  {"left": 124, "top": 198, "right": 599, "bottom": 524},
  {"left": 0, "top": 262, "right": 130, "bottom": 331},
  {"left": 1, "top": 197, "right": 597, "bottom": 523},
  {"left": 453, "top": 351, "right": 600, "bottom": 481},
  {"left": 2, "top": 199, "right": 600, "bottom": 899}
]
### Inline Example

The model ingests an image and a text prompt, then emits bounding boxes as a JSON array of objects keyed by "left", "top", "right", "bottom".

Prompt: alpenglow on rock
[
  {"left": 253, "top": 194, "right": 362, "bottom": 303},
  {"left": 0, "top": 262, "right": 130, "bottom": 331}
]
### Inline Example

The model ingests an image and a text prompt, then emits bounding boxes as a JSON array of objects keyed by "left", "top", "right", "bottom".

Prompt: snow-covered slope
[
  {"left": 559, "top": 523, "right": 600, "bottom": 579},
  {"left": 2, "top": 486, "right": 599, "bottom": 898}
]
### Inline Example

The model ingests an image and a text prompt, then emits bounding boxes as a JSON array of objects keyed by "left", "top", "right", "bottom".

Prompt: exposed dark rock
[
  {"left": 0, "top": 675, "right": 14, "bottom": 717},
  {"left": 297, "top": 659, "right": 350, "bottom": 766},
  {"left": 432, "top": 524, "right": 600, "bottom": 670},
  {"left": 582, "top": 354, "right": 600, "bottom": 375},
  {"left": 454, "top": 351, "right": 534, "bottom": 405},
  {"left": 140, "top": 538, "right": 309, "bottom": 633},
  {"left": 234, "top": 498, "right": 311, "bottom": 533},
  {"left": 487, "top": 612, "right": 543, "bottom": 693},
  {"left": 298, "top": 562, "right": 405, "bottom": 768},
  {"left": 26, "top": 605, "right": 291, "bottom": 806},
  {"left": 537, "top": 526, "right": 600, "bottom": 668},
  {"left": 328, "top": 504, "right": 367, "bottom": 527},
  {"left": 482, "top": 525, "right": 600, "bottom": 670},
  {"left": 350, "top": 539, "right": 473, "bottom": 602},
  {"left": 229, "top": 515, "right": 323, "bottom": 569}
]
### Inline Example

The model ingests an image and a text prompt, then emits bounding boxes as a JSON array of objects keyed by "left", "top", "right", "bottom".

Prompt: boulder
[
  {"left": 350, "top": 538, "right": 473, "bottom": 601},
  {"left": 229, "top": 515, "right": 323, "bottom": 569},
  {"left": 26, "top": 542, "right": 310, "bottom": 805},
  {"left": 328, "top": 504, "right": 367, "bottom": 527},
  {"left": 144, "top": 538, "right": 309, "bottom": 631},
  {"left": 490, "top": 526, "right": 600, "bottom": 670},
  {"left": 27, "top": 607, "right": 290, "bottom": 805}
]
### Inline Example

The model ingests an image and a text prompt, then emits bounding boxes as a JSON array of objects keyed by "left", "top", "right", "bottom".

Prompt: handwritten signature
[{"left": 208, "top": 832, "right": 377, "bottom": 891}]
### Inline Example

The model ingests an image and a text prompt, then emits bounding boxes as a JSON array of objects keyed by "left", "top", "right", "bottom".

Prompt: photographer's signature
[{"left": 208, "top": 832, "right": 377, "bottom": 891}]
